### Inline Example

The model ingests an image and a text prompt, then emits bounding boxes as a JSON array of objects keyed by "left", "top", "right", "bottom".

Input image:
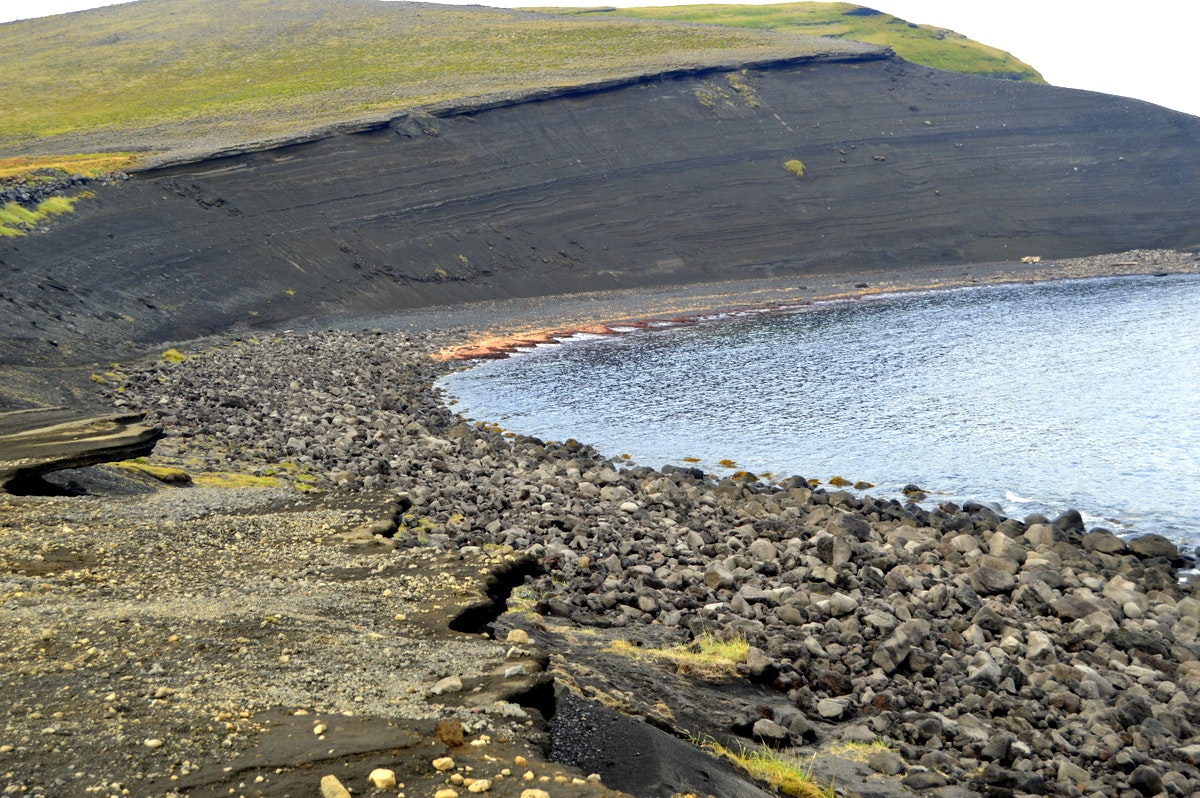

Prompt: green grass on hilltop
[
  {"left": 530, "top": 2, "right": 1044, "bottom": 82},
  {"left": 0, "top": 0, "right": 868, "bottom": 166}
]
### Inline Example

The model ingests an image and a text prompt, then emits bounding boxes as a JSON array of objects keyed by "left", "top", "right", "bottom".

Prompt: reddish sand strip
[
  {"left": 432, "top": 317, "right": 730, "bottom": 361},
  {"left": 433, "top": 292, "right": 900, "bottom": 362},
  {"left": 435, "top": 325, "right": 618, "bottom": 361}
]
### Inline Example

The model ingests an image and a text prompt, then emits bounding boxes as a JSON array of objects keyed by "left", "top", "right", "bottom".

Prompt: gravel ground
[{"left": 0, "top": 483, "right": 619, "bottom": 797}]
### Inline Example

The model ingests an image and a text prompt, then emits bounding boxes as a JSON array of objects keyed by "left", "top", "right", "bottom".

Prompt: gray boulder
[
  {"left": 969, "top": 566, "right": 1015, "bottom": 595},
  {"left": 1082, "top": 529, "right": 1128, "bottom": 554},
  {"left": 1129, "top": 533, "right": 1177, "bottom": 559},
  {"left": 751, "top": 718, "right": 790, "bottom": 747}
]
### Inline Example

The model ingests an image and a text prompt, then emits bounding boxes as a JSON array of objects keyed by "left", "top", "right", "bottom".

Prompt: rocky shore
[{"left": 4, "top": 259, "right": 1200, "bottom": 798}]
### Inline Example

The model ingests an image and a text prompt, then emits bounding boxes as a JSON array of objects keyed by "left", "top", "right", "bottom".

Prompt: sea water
[{"left": 439, "top": 274, "right": 1200, "bottom": 551}]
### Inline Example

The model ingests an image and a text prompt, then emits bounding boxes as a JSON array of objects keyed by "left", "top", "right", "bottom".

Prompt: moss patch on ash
[
  {"left": 114, "top": 459, "right": 193, "bottom": 484},
  {"left": 0, "top": 192, "right": 91, "bottom": 237}
]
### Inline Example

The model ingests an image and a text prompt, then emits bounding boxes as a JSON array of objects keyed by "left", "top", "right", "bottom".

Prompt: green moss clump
[
  {"left": 693, "top": 87, "right": 719, "bottom": 108},
  {"left": 161, "top": 348, "right": 186, "bottom": 363},
  {"left": 784, "top": 159, "right": 806, "bottom": 178},
  {"left": 292, "top": 473, "right": 322, "bottom": 492},
  {"left": 191, "top": 471, "right": 280, "bottom": 489},
  {"left": 0, "top": 203, "right": 40, "bottom": 226},
  {"left": 116, "top": 460, "right": 193, "bottom": 484},
  {"left": 36, "top": 194, "right": 86, "bottom": 215},
  {"left": 0, "top": 192, "right": 91, "bottom": 236},
  {"left": 725, "top": 70, "right": 761, "bottom": 107}
]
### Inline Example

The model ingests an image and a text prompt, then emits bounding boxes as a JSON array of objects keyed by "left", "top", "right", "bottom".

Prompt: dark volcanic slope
[{"left": 3, "top": 55, "right": 1198, "bottom": 371}]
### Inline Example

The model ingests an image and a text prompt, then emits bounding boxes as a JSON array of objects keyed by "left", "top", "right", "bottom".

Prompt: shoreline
[
  {"left": 426, "top": 249, "right": 1198, "bottom": 361},
  {"left": 432, "top": 258, "right": 1200, "bottom": 552}
]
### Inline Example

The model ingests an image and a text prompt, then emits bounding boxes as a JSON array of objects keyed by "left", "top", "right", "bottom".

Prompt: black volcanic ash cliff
[{"left": 2, "top": 55, "right": 1199, "bottom": 369}]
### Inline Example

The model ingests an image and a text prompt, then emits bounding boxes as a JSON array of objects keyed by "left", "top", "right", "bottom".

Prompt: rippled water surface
[{"left": 440, "top": 274, "right": 1200, "bottom": 549}]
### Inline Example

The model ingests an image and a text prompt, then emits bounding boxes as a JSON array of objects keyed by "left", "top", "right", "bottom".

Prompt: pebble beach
[{"left": 3, "top": 251, "right": 1200, "bottom": 798}]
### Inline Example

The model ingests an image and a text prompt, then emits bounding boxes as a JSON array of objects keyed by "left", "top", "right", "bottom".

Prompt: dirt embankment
[{"left": 3, "top": 54, "right": 1199, "bottom": 397}]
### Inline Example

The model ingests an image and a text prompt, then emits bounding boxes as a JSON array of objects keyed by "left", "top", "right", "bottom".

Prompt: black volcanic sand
[
  {"left": 4, "top": 254, "right": 1200, "bottom": 798},
  {"left": 4, "top": 53, "right": 1200, "bottom": 384}
]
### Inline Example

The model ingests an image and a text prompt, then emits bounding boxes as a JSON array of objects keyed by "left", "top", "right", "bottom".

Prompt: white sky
[{"left": 1, "top": 0, "right": 1196, "bottom": 117}]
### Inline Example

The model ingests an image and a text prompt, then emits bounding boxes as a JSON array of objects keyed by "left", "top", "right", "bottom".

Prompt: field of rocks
[{"left": 32, "top": 323, "right": 1188, "bottom": 798}]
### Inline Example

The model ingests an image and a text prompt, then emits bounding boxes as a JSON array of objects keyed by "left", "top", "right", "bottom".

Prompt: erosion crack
[{"left": 449, "top": 553, "right": 542, "bottom": 635}]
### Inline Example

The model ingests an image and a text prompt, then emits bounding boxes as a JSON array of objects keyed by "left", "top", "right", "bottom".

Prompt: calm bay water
[{"left": 439, "top": 274, "right": 1200, "bottom": 550}]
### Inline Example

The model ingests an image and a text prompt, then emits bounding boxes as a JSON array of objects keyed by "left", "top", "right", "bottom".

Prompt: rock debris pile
[{"left": 110, "top": 328, "right": 1200, "bottom": 798}]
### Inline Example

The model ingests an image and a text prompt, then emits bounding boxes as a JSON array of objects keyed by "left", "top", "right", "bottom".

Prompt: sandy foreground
[{"left": 1, "top": 250, "right": 1198, "bottom": 798}]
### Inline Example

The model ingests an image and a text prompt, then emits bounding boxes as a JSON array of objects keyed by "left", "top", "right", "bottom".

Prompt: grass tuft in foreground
[
  {"left": 697, "top": 737, "right": 834, "bottom": 798},
  {"left": 607, "top": 631, "right": 749, "bottom": 677}
]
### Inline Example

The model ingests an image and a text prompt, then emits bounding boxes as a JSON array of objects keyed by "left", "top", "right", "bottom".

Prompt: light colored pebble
[
  {"left": 320, "top": 774, "right": 352, "bottom": 798},
  {"left": 432, "top": 675, "right": 463, "bottom": 695},
  {"left": 368, "top": 768, "right": 397, "bottom": 788}
]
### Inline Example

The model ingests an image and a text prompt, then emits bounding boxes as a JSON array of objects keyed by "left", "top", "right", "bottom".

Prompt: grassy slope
[
  {"left": 531, "top": 2, "right": 1043, "bottom": 82},
  {"left": 0, "top": 0, "right": 870, "bottom": 164}
]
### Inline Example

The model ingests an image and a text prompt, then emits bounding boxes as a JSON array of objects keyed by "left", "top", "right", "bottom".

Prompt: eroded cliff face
[{"left": 3, "top": 54, "right": 1198, "bottom": 369}]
